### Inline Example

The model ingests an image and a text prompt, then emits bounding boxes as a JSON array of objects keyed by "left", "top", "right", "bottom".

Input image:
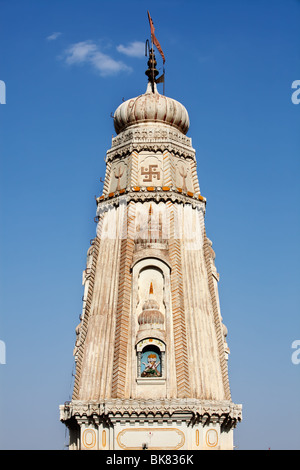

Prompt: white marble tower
[{"left": 60, "top": 47, "right": 242, "bottom": 450}]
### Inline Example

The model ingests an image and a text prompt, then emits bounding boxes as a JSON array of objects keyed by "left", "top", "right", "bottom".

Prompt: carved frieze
[
  {"left": 60, "top": 398, "right": 242, "bottom": 428},
  {"left": 96, "top": 189, "right": 206, "bottom": 215},
  {"left": 107, "top": 124, "right": 195, "bottom": 162}
]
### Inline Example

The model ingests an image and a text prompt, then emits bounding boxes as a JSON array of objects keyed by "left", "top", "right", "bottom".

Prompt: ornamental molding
[
  {"left": 60, "top": 398, "right": 242, "bottom": 427},
  {"left": 96, "top": 189, "right": 206, "bottom": 214},
  {"left": 107, "top": 125, "right": 195, "bottom": 161}
]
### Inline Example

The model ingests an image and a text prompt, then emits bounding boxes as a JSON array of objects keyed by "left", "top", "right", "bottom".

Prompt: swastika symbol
[{"left": 141, "top": 165, "right": 161, "bottom": 183}]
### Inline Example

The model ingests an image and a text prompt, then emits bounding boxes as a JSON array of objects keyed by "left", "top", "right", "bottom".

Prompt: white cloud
[
  {"left": 64, "top": 41, "right": 97, "bottom": 65},
  {"left": 116, "top": 41, "right": 145, "bottom": 58},
  {"left": 47, "top": 32, "right": 62, "bottom": 41},
  {"left": 63, "top": 40, "right": 132, "bottom": 77}
]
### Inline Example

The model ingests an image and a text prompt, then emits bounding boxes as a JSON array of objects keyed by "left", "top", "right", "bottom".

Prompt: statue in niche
[{"left": 141, "top": 350, "right": 161, "bottom": 377}]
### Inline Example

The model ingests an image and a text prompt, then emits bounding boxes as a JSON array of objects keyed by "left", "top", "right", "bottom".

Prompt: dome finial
[
  {"left": 145, "top": 12, "right": 166, "bottom": 94},
  {"left": 145, "top": 44, "right": 159, "bottom": 93}
]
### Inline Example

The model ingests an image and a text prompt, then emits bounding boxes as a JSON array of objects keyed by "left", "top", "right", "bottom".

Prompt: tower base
[{"left": 60, "top": 399, "right": 242, "bottom": 450}]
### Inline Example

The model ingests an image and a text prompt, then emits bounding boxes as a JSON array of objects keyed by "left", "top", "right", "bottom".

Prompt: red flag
[{"left": 147, "top": 11, "right": 165, "bottom": 64}]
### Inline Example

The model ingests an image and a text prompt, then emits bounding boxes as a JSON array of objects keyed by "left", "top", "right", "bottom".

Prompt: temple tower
[{"left": 60, "top": 42, "right": 242, "bottom": 451}]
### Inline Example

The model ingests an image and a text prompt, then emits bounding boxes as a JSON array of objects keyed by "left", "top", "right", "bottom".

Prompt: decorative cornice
[
  {"left": 107, "top": 124, "right": 195, "bottom": 161},
  {"left": 60, "top": 398, "right": 242, "bottom": 428},
  {"left": 96, "top": 187, "right": 206, "bottom": 213}
]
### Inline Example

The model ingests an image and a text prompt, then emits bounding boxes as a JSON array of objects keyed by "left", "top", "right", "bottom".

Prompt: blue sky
[{"left": 0, "top": 0, "right": 299, "bottom": 450}]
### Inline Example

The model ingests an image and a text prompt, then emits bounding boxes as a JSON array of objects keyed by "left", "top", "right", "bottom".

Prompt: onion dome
[
  {"left": 138, "top": 307, "right": 164, "bottom": 326},
  {"left": 114, "top": 48, "right": 189, "bottom": 136},
  {"left": 114, "top": 83, "right": 189, "bottom": 136},
  {"left": 138, "top": 283, "right": 164, "bottom": 326},
  {"left": 142, "top": 297, "right": 160, "bottom": 311}
]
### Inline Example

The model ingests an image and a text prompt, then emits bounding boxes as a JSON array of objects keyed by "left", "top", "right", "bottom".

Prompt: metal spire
[
  {"left": 145, "top": 41, "right": 159, "bottom": 93},
  {"left": 145, "top": 39, "right": 165, "bottom": 94}
]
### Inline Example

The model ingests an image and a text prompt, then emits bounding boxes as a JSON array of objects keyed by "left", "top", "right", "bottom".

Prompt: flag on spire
[{"left": 147, "top": 11, "right": 166, "bottom": 64}]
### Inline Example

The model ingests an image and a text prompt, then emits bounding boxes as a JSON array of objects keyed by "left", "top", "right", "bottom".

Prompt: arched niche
[
  {"left": 132, "top": 257, "right": 171, "bottom": 387},
  {"left": 136, "top": 338, "right": 166, "bottom": 379},
  {"left": 131, "top": 257, "right": 171, "bottom": 322}
]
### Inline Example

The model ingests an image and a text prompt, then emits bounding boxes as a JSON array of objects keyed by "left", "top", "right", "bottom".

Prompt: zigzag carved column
[
  {"left": 203, "top": 231, "right": 231, "bottom": 401},
  {"left": 72, "top": 235, "right": 101, "bottom": 400},
  {"left": 111, "top": 202, "right": 135, "bottom": 398},
  {"left": 168, "top": 201, "right": 191, "bottom": 398}
]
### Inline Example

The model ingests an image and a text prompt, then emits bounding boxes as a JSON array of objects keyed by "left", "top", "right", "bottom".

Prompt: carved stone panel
[
  {"left": 109, "top": 160, "right": 128, "bottom": 192},
  {"left": 138, "top": 152, "right": 163, "bottom": 187},
  {"left": 81, "top": 428, "right": 97, "bottom": 450},
  {"left": 116, "top": 427, "right": 185, "bottom": 450},
  {"left": 173, "top": 158, "right": 194, "bottom": 192}
]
